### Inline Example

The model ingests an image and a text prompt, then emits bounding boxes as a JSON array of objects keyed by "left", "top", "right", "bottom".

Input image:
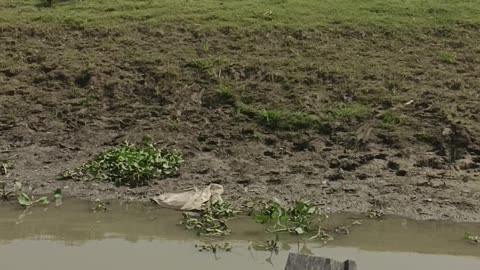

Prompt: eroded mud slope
[{"left": 1, "top": 24, "right": 479, "bottom": 221}]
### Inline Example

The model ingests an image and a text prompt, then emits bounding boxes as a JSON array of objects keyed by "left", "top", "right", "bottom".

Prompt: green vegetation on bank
[
  {"left": 0, "top": 0, "right": 479, "bottom": 31},
  {"left": 62, "top": 142, "right": 183, "bottom": 187}
]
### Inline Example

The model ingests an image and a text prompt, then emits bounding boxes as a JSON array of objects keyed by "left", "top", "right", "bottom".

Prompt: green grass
[
  {"left": 437, "top": 52, "right": 457, "bottom": 64},
  {"left": 187, "top": 57, "right": 230, "bottom": 81},
  {"left": 188, "top": 57, "right": 227, "bottom": 72},
  {"left": 257, "top": 109, "right": 322, "bottom": 130},
  {"left": 415, "top": 130, "right": 435, "bottom": 142},
  {"left": 379, "top": 110, "right": 407, "bottom": 128},
  {"left": 209, "top": 86, "right": 326, "bottom": 131},
  {"left": 210, "top": 84, "right": 364, "bottom": 133},
  {"left": 235, "top": 102, "right": 328, "bottom": 132},
  {"left": 1, "top": 0, "right": 479, "bottom": 32},
  {"left": 214, "top": 85, "right": 236, "bottom": 101},
  {"left": 330, "top": 103, "right": 370, "bottom": 120}
]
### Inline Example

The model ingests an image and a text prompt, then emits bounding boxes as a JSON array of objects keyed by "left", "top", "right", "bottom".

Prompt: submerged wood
[{"left": 284, "top": 253, "right": 357, "bottom": 270}]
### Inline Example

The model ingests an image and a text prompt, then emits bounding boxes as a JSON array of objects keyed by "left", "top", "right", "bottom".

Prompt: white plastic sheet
[{"left": 151, "top": 184, "right": 224, "bottom": 210}]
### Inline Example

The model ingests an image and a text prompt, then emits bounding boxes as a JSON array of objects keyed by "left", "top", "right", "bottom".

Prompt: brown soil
[{"left": 1, "top": 25, "right": 479, "bottom": 221}]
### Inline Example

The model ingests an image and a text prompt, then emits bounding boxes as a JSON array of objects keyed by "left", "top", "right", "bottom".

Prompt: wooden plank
[{"left": 284, "top": 253, "right": 357, "bottom": 270}]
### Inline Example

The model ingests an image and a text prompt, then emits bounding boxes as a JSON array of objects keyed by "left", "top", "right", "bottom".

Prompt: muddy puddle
[{"left": 0, "top": 200, "right": 478, "bottom": 269}]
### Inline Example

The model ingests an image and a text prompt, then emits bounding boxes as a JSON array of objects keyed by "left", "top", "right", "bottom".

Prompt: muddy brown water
[{"left": 0, "top": 200, "right": 478, "bottom": 270}]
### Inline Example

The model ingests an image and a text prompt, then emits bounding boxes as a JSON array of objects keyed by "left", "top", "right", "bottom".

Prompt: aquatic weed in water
[
  {"left": 181, "top": 201, "right": 238, "bottom": 236},
  {"left": 464, "top": 232, "right": 480, "bottom": 245},
  {"left": 253, "top": 200, "right": 330, "bottom": 240}
]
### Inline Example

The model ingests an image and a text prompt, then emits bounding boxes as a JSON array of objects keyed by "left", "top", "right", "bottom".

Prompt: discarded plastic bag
[{"left": 151, "top": 184, "right": 224, "bottom": 211}]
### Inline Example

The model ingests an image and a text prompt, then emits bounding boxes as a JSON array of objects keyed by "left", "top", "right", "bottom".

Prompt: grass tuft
[
  {"left": 379, "top": 110, "right": 407, "bottom": 128},
  {"left": 213, "top": 85, "right": 236, "bottom": 104},
  {"left": 330, "top": 103, "right": 370, "bottom": 120},
  {"left": 437, "top": 52, "right": 456, "bottom": 64},
  {"left": 257, "top": 109, "right": 322, "bottom": 130}
]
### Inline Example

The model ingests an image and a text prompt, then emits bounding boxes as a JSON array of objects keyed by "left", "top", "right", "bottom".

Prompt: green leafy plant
[
  {"left": 15, "top": 185, "right": 62, "bottom": 208},
  {"left": 253, "top": 200, "right": 329, "bottom": 239},
  {"left": 91, "top": 199, "right": 109, "bottom": 212},
  {"left": 64, "top": 142, "right": 183, "bottom": 187},
  {"left": 464, "top": 232, "right": 480, "bottom": 244},
  {"left": 181, "top": 201, "right": 238, "bottom": 236},
  {"left": 182, "top": 212, "right": 230, "bottom": 236},
  {"left": 54, "top": 188, "right": 63, "bottom": 206},
  {"left": 17, "top": 188, "right": 49, "bottom": 207},
  {"left": 207, "top": 201, "right": 239, "bottom": 219}
]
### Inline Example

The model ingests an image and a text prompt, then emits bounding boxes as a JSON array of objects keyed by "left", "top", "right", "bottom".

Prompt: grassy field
[
  {"left": 1, "top": 0, "right": 480, "bottom": 31},
  {"left": 1, "top": 0, "right": 480, "bottom": 221}
]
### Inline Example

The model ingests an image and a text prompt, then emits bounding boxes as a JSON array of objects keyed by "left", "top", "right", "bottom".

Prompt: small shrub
[{"left": 69, "top": 142, "right": 182, "bottom": 187}]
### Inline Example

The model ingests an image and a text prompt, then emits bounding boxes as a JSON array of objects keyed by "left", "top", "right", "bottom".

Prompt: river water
[{"left": 0, "top": 199, "right": 478, "bottom": 269}]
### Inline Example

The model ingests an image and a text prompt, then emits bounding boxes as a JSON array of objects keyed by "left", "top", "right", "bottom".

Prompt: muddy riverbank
[{"left": 1, "top": 4, "right": 480, "bottom": 222}]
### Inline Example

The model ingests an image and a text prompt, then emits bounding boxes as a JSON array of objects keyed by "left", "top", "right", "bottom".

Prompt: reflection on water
[{"left": 0, "top": 199, "right": 478, "bottom": 270}]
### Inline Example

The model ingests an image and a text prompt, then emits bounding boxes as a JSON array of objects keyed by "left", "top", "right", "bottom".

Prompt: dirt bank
[{"left": 1, "top": 25, "right": 479, "bottom": 222}]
